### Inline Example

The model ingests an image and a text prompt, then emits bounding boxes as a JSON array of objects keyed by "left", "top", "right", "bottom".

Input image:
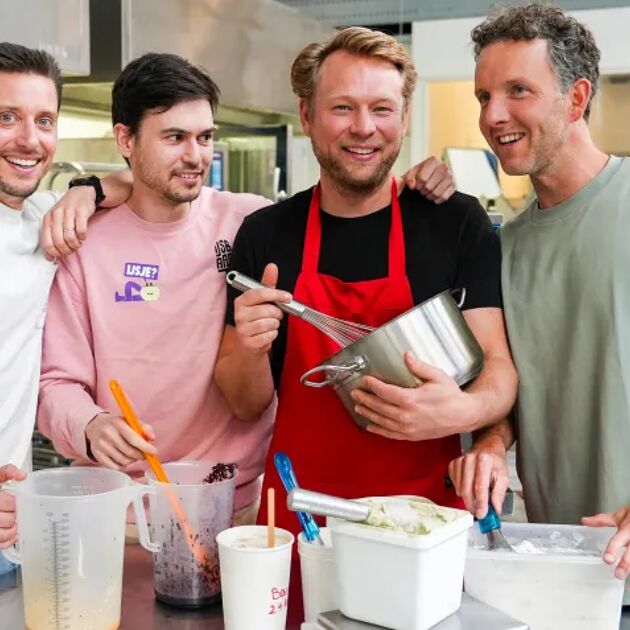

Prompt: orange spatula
[{"left": 109, "top": 379, "right": 210, "bottom": 569}]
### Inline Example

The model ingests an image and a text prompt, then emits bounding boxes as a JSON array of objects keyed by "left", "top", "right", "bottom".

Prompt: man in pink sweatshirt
[
  {"left": 37, "top": 53, "right": 275, "bottom": 520},
  {"left": 37, "top": 52, "right": 456, "bottom": 522}
]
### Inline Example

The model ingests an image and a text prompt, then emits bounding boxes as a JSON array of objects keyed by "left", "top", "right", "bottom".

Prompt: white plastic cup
[
  {"left": 298, "top": 528, "right": 338, "bottom": 622},
  {"left": 217, "top": 525, "right": 294, "bottom": 630}
]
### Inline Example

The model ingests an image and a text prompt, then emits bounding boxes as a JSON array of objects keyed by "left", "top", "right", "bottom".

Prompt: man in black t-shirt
[
  {"left": 215, "top": 26, "right": 518, "bottom": 623},
  {"left": 224, "top": 185, "right": 504, "bottom": 392},
  {"left": 215, "top": 26, "right": 517, "bottom": 533}
]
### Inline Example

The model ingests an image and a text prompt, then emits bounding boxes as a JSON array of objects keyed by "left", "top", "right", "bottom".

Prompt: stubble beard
[
  {"left": 135, "top": 159, "right": 203, "bottom": 205},
  {"left": 0, "top": 176, "right": 41, "bottom": 204},
  {"left": 161, "top": 185, "right": 200, "bottom": 205},
  {"left": 312, "top": 140, "right": 399, "bottom": 196},
  {"left": 500, "top": 100, "right": 569, "bottom": 178}
]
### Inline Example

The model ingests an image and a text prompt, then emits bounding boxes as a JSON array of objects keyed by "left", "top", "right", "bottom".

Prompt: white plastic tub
[
  {"left": 465, "top": 522, "right": 624, "bottom": 630},
  {"left": 330, "top": 498, "right": 473, "bottom": 630}
]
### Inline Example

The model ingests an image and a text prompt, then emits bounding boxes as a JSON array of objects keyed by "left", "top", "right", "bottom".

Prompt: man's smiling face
[
  {"left": 301, "top": 50, "right": 408, "bottom": 195},
  {"left": 475, "top": 38, "right": 572, "bottom": 178},
  {"left": 0, "top": 72, "right": 58, "bottom": 209}
]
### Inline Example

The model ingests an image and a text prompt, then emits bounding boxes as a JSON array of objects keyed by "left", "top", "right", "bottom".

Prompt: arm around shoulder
[
  {"left": 40, "top": 170, "right": 133, "bottom": 260},
  {"left": 99, "top": 169, "right": 133, "bottom": 208}
]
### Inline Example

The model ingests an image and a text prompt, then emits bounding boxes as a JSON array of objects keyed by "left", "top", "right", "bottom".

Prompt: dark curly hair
[{"left": 471, "top": 3, "right": 600, "bottom": 121}]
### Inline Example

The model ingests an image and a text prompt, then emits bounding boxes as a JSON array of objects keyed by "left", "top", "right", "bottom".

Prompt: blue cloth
[{"left": 0, "top": 550, "right": 17, "bottom": 575}]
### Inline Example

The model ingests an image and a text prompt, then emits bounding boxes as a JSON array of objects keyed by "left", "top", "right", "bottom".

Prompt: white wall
[{"left": 410, "top": 7, "right": 630, "bottom": 164}]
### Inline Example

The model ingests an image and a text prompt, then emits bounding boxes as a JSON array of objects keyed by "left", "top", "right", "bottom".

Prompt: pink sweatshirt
[{"left": 38, "top": 187, "right": 275, "bottom": 510}]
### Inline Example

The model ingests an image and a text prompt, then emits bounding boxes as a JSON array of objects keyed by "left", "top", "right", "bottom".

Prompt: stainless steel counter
[
  {"left": 0, "top": 544, "right": 226, "bottom": 630},
  {"left": 1, "top": 543, "right": 629, "bottom": 629}
]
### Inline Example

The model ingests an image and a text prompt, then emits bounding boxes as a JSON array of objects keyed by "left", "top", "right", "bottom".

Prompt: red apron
[{"left": 257, "top": 179, "right": 463, "bottom": 626}]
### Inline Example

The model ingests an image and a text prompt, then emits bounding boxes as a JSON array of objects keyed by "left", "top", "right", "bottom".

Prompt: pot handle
[
  {"left": 301, "top": 356, "right": 368, "bottom": 388},
  {"left": 450, "top": 287, "right": 467, "bottom": 309}
]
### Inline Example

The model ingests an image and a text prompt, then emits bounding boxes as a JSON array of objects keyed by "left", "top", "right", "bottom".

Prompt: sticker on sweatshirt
[
  {"left": 115, "top": 262, "right": 161, "bottom": 302},
  {"left": 115, "top": 280, "right": 161, "bottom": 302},
  {"left": 214, "top": 239, "right": 232, "bottom": 273},
  {"left": 124, "top": 262, "right": 160, "bottom": 281}
]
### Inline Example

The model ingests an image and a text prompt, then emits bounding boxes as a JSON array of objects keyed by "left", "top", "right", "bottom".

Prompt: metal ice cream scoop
[
  {"left": 287, "top": 488, "right": 417, "bottom": 530},
  {"left": 288, "top": 488, "right": 369, "bottom": 521}
]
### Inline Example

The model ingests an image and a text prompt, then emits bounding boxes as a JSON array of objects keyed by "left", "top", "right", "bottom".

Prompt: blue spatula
[{"left": 274, "top": 452, "right": 324, "bottom": 545}]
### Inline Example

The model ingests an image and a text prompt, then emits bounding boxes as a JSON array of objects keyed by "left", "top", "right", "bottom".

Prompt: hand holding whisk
[{"left": 227, "top": 270, "right": 374, "bottom": 348}]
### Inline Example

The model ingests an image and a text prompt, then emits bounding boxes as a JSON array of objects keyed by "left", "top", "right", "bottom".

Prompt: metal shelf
[{"left": 32, "top": 431, "right": 72, "bottom": 470}]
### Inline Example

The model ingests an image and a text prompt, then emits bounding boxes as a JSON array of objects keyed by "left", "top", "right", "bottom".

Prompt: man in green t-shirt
[{"left": 407, "top": 4, "right": 630, "bottom": 580}]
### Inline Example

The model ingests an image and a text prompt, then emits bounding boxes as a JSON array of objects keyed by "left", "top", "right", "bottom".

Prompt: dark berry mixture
[{"left": 203, "top": 462, "right": 237, "bottom": 484}]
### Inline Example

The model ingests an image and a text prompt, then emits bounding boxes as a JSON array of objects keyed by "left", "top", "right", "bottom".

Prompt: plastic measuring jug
[
  {"left": 146, "top": 460, "right": 236, "bottom": 607},
  {"left": 2, "top": 467, "right": 159, "bottom": 630}
]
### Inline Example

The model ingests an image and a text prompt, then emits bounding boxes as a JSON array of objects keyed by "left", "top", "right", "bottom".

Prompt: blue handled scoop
[
  {"left": 274, "top": 452, "right": 324, "bottom": 545},
  {"left": 478, "top": 503, "right": 514, "bottom": 551}
]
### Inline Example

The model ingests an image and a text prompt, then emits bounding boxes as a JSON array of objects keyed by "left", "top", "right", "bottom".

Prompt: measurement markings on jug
[{"left": 45, "top": 512, "right": 73, "bottom": 629}]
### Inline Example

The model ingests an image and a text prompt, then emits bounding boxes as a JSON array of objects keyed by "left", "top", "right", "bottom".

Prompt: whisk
[{"left": 226, "top": 271, "right": 375, "bottom": 348}]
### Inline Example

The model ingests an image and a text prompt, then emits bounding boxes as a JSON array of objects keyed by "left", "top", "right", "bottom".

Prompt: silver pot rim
[{"left": 300, "top": 288, "right": 468, "bottom": 388}]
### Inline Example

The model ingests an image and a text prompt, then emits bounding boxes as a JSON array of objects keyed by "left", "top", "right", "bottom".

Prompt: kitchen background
[{"left": 2, "top": 0, "right": 630, "bottom": 470}]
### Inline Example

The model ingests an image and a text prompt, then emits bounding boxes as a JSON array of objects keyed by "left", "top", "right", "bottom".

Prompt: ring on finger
[{"left": 63, "top": 227, "right": 76, "bottom": 233}]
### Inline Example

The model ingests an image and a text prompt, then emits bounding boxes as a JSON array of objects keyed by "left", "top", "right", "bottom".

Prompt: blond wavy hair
[{"left": 291, "top": 27, "right": 417, "bottom": 111}]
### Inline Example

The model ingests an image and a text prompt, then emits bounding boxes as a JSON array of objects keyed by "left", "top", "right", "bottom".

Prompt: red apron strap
[
  {"left": 389, "top": 178, "right": 406, "bottom": 277},
  {"left": 302, "top": 185, "right": 322, "bottom": 274},
  {"left": 303, "top": 179, "right": 406, "bottom": 277}
]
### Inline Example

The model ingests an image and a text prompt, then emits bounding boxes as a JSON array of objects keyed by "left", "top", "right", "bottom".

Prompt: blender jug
[
  {"left": 3, "top": 467, "right": 158, "bottom": 630},
  {"left": 146, "top": 460, "right": 236, "bottom": 607}
]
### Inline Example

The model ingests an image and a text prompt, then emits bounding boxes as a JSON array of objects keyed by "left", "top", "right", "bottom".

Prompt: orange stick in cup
[
  {"left": 109, "top": 379, "right": 209, "bottom": 569},
  {"left": 268, "top": 487, "right": 275, "bottom": 548}
]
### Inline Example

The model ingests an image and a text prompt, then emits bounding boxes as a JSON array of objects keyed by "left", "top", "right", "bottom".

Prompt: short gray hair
[{"left": 471, "top": 3, "right": 600, "bottom": 121}]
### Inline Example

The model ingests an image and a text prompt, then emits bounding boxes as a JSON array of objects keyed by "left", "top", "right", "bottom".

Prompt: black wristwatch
[{"left": 68, "top": 175, "right": 106, "bottom": 205}]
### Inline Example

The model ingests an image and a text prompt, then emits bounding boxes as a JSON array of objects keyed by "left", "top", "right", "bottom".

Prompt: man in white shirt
[{"left": 0, "top": 42, "right": 131, "bottom": 572}]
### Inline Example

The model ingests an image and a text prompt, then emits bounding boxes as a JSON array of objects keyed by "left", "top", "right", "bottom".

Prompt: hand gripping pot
[{"left": 301, "top": 289, "right": 484, "bottom": 429}]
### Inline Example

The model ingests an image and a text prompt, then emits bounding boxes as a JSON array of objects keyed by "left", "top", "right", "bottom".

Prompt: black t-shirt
[{"left": 226, "top": 186, "right": 502, "bottom": 388}]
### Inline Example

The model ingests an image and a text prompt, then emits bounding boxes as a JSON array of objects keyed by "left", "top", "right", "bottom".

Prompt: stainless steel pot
[{"left": 300, "top": 289, "right": 484, "bottom": 429}]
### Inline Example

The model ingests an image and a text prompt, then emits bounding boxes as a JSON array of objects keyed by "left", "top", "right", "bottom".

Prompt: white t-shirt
[{"left": 0, "top": 191, "right": 59, "bottom": 469}]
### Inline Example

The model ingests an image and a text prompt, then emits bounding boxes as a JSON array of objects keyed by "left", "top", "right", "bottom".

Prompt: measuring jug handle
[{"left": 126, "top": 484, "right": 161, "bottom": 553}]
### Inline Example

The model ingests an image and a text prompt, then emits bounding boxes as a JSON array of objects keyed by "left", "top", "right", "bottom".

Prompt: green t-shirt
[{"left": 501, "top": 156, "right": 630, "bottom": 523}]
